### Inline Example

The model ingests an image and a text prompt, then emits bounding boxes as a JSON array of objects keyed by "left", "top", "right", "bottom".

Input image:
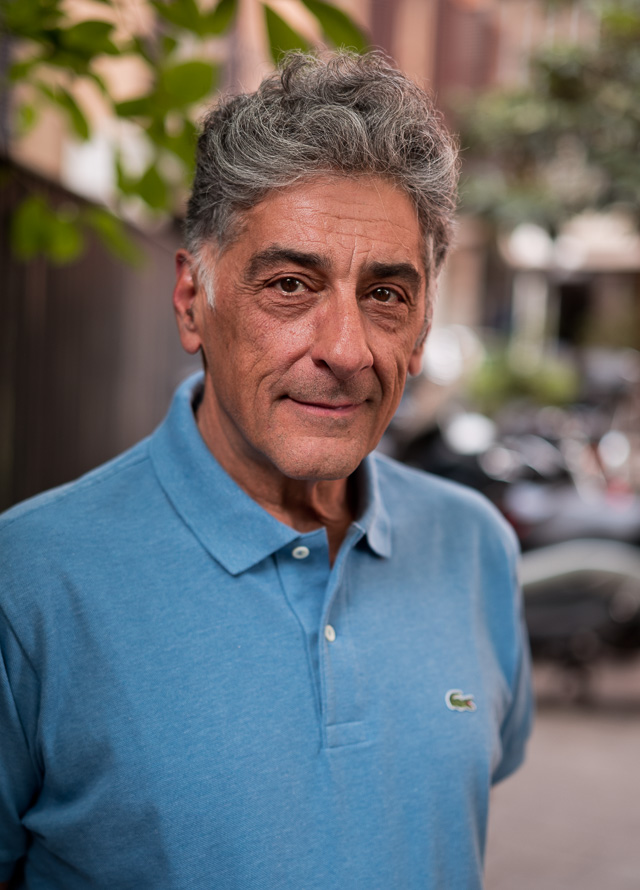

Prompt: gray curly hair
[{"left": 185, "top": 51, "right": 459, "bottom": 303}]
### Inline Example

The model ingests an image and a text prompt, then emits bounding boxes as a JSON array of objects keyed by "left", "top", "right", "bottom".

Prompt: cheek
[
  {"left": 247, "top": 318, "right": 314, "bottom": 370},
  {"left": 375, "top": 344, "right": 414, "bottom": 391},
  {"left": 220, "top": 332, "right": 305, "bottom": 407}
]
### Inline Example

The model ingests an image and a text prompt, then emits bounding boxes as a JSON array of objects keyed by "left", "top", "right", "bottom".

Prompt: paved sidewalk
[{"left": 485, "top": 659, "right": 640, "bottom": 890}]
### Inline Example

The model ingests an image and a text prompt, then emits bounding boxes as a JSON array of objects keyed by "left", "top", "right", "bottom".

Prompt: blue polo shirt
[{"left": 0, "top": 373, "right": 532, "bottom": 889}]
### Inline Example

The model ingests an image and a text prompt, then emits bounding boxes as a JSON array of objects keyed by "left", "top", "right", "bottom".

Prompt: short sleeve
[{"left": 0, "top": 613, "right": 41, "bottom": 880}]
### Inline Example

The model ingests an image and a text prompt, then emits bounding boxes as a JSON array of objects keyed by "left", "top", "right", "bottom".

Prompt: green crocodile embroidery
[{"left": 445, "top": 689, "right": 477, "bottom": 712}]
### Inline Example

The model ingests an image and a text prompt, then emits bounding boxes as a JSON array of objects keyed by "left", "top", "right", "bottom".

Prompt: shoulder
[
  {"left": 0, "top": 440, "right": 162, "bottom": 612},
  {"left": 0, "top": 438, "right": 165, "bottom": 640},
  {"left": 372, "top": 451, "right": 517, "bottom": 555},
  {"left": 0, "top": 439, "right": 153, "bottom": 541}
]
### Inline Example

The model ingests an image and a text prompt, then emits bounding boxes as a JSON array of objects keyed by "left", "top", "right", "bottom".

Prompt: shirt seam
[{"left": 0, "top": 449, "right": 151, "bottom": 536}]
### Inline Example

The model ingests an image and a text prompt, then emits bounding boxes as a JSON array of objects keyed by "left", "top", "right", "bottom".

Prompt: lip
[{"left": 285, "top": 396, "right": 364, "bottom": 416}]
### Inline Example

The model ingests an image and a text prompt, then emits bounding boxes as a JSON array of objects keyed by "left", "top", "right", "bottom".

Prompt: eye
[
  {"left": 274, "top": 277, "right": 307, "bottom": 294},
  {"left": 370, "top": 286, "right": 400, "bottom": 304}
]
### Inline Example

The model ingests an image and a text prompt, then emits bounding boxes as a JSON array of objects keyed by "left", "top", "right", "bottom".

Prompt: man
[{"left": 0, "top": 52, "right": 532, "bottom": 889}]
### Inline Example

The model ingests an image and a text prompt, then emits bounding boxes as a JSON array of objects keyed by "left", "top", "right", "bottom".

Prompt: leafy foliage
[
  {"left": 1, "top": 0, "right": 368, "bottom": 264},
  {"left": 456, "top": 0, "right": 640, "bottom": 233},
  {"left": 264, "top": 6, "right": 312, "bottom": 61},
  {"left": 300, "top": 0, "right": 367, "bottom": 52},
  {"left": 468, "top": 344, "right": 579, "bottom": 414},
  {"left": 11, "top": 193, "right": 84, "bottom": 263}
]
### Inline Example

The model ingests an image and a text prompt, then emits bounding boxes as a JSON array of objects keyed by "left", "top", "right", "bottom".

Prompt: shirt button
[
  {"left": 292, "top": 545, "right": 310, "bottom": 559},
  {"left": 324, "top": 624, "right": 336, "bottom": 643}
]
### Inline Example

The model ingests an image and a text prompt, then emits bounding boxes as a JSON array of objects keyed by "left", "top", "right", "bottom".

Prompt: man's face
[{"left": 175, "top": 174, "right": 431, "bottom": 483}]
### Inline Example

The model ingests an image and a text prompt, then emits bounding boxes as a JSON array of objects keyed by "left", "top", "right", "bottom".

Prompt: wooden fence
[{"left": 0, "top": 160, "right": 199, "bottom": 511}]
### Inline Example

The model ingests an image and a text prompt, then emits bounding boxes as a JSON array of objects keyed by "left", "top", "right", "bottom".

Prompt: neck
[
  {"left": 253, "top": 475, "right": 355, "bottom": 565},
  {"left": 196, "top": 389, "right": 356, "bottom": 564}
]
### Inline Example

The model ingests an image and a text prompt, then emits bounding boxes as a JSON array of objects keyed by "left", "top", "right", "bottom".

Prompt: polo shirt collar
[
  {"left": 149, "top": 373, "right": 392, "bottom": 574},
  {"left": 352, "top": 450, "right": 392, "bottom": 559}
]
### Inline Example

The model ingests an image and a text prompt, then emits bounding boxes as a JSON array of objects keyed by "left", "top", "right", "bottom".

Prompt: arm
[{"left": 1, "top": 615, "right": 40, "bottom": 888}]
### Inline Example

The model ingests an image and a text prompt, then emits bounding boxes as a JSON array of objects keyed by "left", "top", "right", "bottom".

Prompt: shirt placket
[{"left": 275, "top": 526, "right": 368, "bottom": 749}]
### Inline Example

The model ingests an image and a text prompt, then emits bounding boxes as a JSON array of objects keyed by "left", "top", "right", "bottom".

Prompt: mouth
[{"left": 285, "top": 396, "right": 365, "bottom": 416}]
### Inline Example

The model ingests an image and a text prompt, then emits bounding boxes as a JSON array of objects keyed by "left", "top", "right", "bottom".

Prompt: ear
[
  {"left": 408, "top": 286, "right": 435, "bottom": 376},
  {"left": 408, "top": 304, "right": 432, "bottom": 377},
  {"left": 173, "top": 249, "right": 202, "bottom": 355},
  {"left": 408, "top": 334, "right": 427, "bottom": 377}
]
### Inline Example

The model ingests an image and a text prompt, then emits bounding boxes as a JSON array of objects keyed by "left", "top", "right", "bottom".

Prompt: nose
[{"left": 310, "top": 294, "right": 374, "bottom": 380}]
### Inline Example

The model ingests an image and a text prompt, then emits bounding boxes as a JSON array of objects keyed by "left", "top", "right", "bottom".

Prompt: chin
[{"left": 273, "top": 442, "right": 368, "bottom": 482}]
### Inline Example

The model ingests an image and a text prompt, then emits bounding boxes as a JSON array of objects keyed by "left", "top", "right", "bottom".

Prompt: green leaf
[
  {"left": 130, "top": 36, "right": 154, "bottom": 64},
  {"left": 161, "top": 34, "right": 179, "bottom": 57},
  {"left": 61, "top": 20, "right": 118, "bottom": 56},
  {"left": 15, "top": 102, "right": 39, "bottom": 136},
  {"left": 11, "top": 195, "right": 50, "bottom": 259},
  {"left": 159, "top": 118, "right": 198, "bottom": 169},
  {"left": 115, "top": 95, "right": 156, "bottom": 118},
  {"left": 9, "top": 57, "right": 44, "bottom": 81},
  {"left": 137, "top": 164, "right": 169, "bottom": 210},
  {"left": 115, "top": 156, "right": 139, "bottom": 196},
  {"left": 48, "top": 214, "right": 84, "bottom": 263},
  {"left": 201, "top": 0, "right": 238, "bottom": 35},
  {"left": 2, "top": 0, "right": 62, "bottom": 36},
  {"left": 88, "top": 70, "right": 109, "bottom": 96},
  {"left": 37, "top": 48, "right": 92, "bottom": 76},
  {"left": 11, "top": 194, "right": 84, "bottom": 263},
  {"left": 300, "top": 0, "right": 367, "bottom": 51},
  {"left": 83, "top": 207, "right": 142, "bottom": 264},
  {"left": 160, "top": 60, "right": 216, "bottom": 106},
  {"left": 56, "top": 86, "right": 91, "bottom": 140},
  {"left": 145, "top": 116, "right": 169, "bottom": 146},
  {"left": 35, "top": 82, "right": 91, "bottom": 140},
  {"left": 264, "top": 6, "right": 311, "bottom": 64},
  {"left": 150, "top": 0, "right": 202, "bottom": 33}
]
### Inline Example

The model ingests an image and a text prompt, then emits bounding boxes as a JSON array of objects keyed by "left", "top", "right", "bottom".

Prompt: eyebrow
[
  {"left": 246, "top": 247, "right": 330, "bottom": 280},
  {"left": 245, "top": 247, "right": 423, "bottom": 295},
  {"left": 365, "top": 262, "right": 423, "bottom": 293}
]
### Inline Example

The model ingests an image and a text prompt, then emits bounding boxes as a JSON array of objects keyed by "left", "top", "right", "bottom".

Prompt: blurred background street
[
  {"left": 1, "top": 1, "right": 639, "bottom": 886},
  {"left": 486, "top": 658, "right": 640, "bottom": 889}
]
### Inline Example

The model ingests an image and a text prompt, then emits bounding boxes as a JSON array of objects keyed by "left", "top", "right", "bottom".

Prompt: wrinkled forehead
[{"left": 204, "top": 174, "right": 436, "bottom": 282}]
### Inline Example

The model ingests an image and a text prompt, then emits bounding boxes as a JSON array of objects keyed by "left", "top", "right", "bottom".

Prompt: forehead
[{"left": 221, "top": 175, "right": 426, "bottom": 275}]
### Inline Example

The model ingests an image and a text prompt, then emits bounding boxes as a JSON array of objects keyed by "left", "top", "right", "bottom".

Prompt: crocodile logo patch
[{"left": 445, "top": 689, "right": 477, "bottom": 712}]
